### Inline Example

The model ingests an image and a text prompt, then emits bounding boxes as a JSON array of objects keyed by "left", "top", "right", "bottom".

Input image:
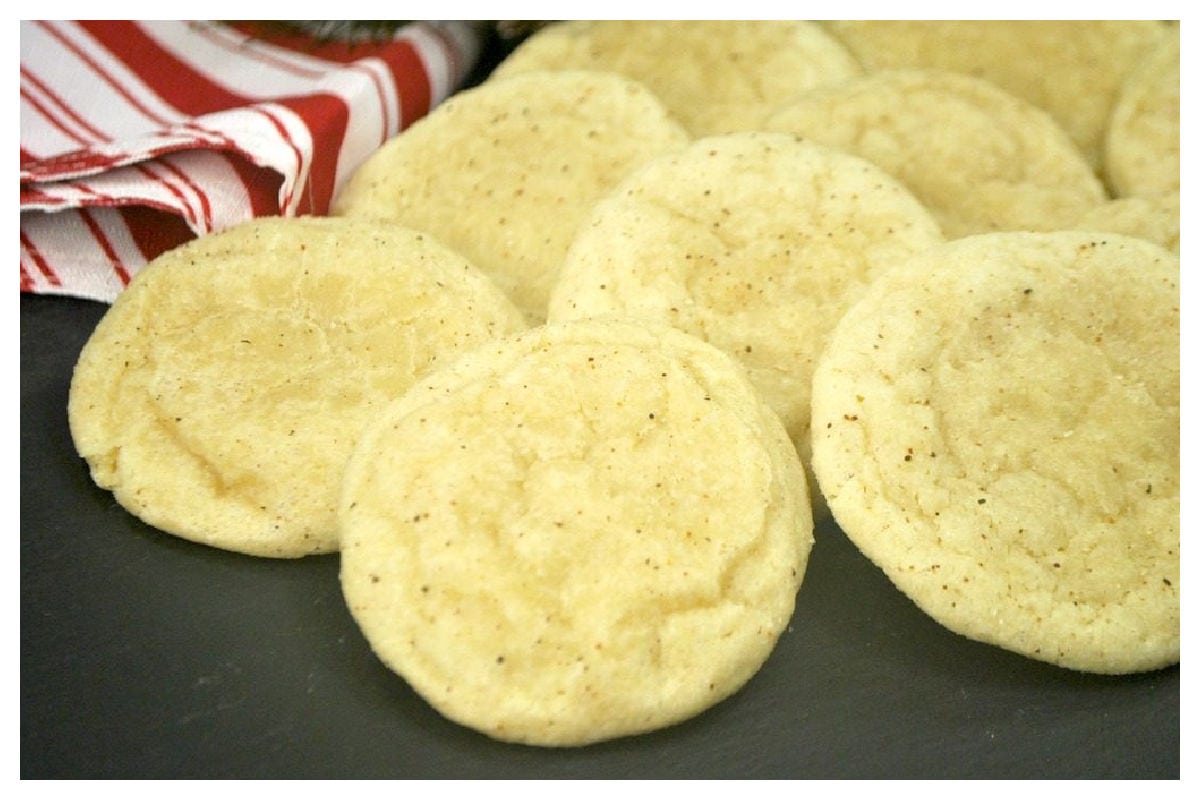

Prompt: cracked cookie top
[
  {"left": 338, "top": 319, "right": 813, "bottom": 745},
  {"left": 67, "top": 216, "right": 526, "bottom": 557},
  {"left": 811, "top": 231, "right": 1180, "bottom": 674}
]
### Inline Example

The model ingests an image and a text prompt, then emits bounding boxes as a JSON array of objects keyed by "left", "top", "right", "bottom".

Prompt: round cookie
[
  {"left": 822, "top": 20, "right": 1169, "bottom": 171},
  {"left": 68, "top": 217, "right": 527, "bottom": 558},
  {"left": 332, "top": 69, "right": 689, "bottom": 323},
  {"left": 763, "top": 69, "right": 1107, "bottom": 239},
  {"left": 547, "top": 132, "right": 944, "bottom": 509},
  {"left": 339, "top": 319, "right": 813, "bottom": 746},
  {"left": 810, "top": 231, "right": 1180, "bottom": 674},
  {"left": 490, "top": 20, "right": 862, "bottom": 138},
  {"left": 1104, "top": 29, "right": 1180, "bottom": 198}
]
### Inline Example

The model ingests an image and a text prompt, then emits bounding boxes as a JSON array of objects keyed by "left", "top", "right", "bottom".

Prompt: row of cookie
[
  {"left": 335, "top": 61, "right": 1176, "bottom": 329},
  {"left": 489, "top": 20, "right": 1178, "bottom": 200},
  {"left": 67, "top": 211, "right": 1180, "bottom": 747},
  {"left": 331, "top": 53, "right": 1177, "bottom": 510},
  {"left": 67, "top": 214, "right": 815, "bottom": 746}
]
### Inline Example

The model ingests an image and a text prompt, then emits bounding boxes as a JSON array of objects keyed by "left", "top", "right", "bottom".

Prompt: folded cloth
[{"left": 20, "top": 20, "right": 485, "bottom": 302}]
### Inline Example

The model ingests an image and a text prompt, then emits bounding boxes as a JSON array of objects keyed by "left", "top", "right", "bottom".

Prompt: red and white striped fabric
[{"left": 20, "top": 20, "right": 485, "bottom": 302}]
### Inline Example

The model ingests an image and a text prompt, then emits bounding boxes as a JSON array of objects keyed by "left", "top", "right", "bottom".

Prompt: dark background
[{"left": 20, "top": 294, "right": 1179, "bottom": 778}]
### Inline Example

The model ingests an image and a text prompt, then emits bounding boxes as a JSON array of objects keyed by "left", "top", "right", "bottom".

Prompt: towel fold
[{"left": 20, "top": 20, "right": 485, "bottom": 301}]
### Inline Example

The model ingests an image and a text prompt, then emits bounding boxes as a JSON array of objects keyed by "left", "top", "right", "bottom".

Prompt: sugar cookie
[
  {"left": 491, "top": 20, "right": 862, "bottom": 138},
  {"left": 1104, "top": 29, "right": 1180, "bottom": 198},
  {"left": 333, "top": 69, "right": 689, "bottom": 323},
  {"left": 823, "top": 20, "right": 1169, "bottom": 171},
  {"left": 339, "top": 319, "right": 813, "bottom": 745},
  {"left": 811, "top": 231, "right": 1179, "bottom": 674},
  {"left": 763, "top": 69, "right": 1106, "bottom": 238},
  {"left": 68, "top": 217, "right": 526, "bottom": 557},
  {"left": 547, "top": 132, "right": 944, "bottom": 511}
]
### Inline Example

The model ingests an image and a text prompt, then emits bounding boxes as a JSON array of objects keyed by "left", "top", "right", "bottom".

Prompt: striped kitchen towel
[{"left": 20, "top": 20, "right": 485, "bottom": 302}]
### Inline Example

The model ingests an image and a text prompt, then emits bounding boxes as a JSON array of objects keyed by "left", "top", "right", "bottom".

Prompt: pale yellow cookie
[
  {"left": 1104, "top": 29, "right": 1180, "bottom": 197},
  {"left": 811, "top": 231, "right": 1180, "bottom": 674},
  {"left": 547, "top": 132, "right": 944, "bottom": 512},
  {"left": 1070, "top": 192, "right": 1180, "bottom": 253},
  {"left": 763, "top": 69, "right": 1107, "bottom": 238},
  {"left": 68, "top": 217, "right": 526, "bottom": 558},
  {"left": 332, "top": 70, "right": 689, "bottom": 323},
  {"left": 339, "top": 319, "right": 813, "bottom": 746},
  {"left": 491, "top": 20, "right": 862, "bottom": 137},
  {"left": 823, "top": 20, "right": 1169, "bottom": 171}
]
